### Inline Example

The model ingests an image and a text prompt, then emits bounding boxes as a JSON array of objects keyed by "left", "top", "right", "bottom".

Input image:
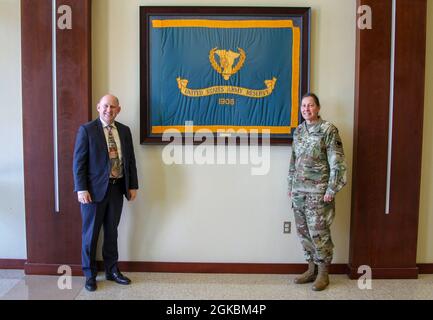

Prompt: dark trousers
[{"left": 80, "top": 180, "right": 124, "bottom": 278}]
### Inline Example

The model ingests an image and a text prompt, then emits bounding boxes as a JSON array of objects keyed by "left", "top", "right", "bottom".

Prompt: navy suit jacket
[{"left": 73, "top": 118, "right": 138, "bottom": 202}]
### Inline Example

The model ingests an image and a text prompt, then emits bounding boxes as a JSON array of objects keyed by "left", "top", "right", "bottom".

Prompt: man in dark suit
[{"left": 73, "top": 94, "right": 138, "bottom": 292}]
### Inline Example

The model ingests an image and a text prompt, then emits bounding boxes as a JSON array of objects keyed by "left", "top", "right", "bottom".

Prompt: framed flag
[{"left": 140, "top": 6, "right": 310, "bottom": 144}]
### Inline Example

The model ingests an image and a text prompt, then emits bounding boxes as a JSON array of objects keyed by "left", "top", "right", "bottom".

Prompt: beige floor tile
[
  {"left": 1, "top": 271, "right": 433, "bottom": 300},
  {"left": 74, "top": 273, "right": 433, "bottom": 300},
  {"left": 0, "top": 279, "right": 21, "bottom": 299},
  {"left": 0, "top": 269, "right": 25, "bottom": 280},
  {"left": 1, "top": 275, "right": 85, "bottom": 300}
]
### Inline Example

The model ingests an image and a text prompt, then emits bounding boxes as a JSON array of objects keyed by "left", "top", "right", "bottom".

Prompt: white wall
[
  {"left": 92, "top": 0, "right": 356, "bottom": 263},
  {"left": 0, "top": 0, "right": 26, "bottom": 259},
  {"left": 417, "top": 0, "right": 433, "bottom": 263}
]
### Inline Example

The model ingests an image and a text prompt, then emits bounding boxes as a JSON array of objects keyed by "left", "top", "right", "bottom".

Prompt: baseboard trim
[
  {"left": 24, "top": 263, "right": 84, "bottom": 276},
  {"left": 348, "top": 264, "right": 419, "bottom": 279},
  {"left": 418, "top": 264, "right": 433, "bottom": 274},
  {"left": 1, "top": 260, "right": 431, "bottom": 277},
  {"left": 114, "top": 262, "right": 349, "bottom": 274},
  {"left": 0, "top": 259, "right": 26, "bottom": 269},
  {"left": 20, "top": 261, "right": 348, "bottom": 276}
]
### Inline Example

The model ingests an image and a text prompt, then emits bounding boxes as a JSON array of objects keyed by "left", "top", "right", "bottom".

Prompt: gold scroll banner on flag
[{"left": 176, "top": 77, "right": 277, "bottom": 99}]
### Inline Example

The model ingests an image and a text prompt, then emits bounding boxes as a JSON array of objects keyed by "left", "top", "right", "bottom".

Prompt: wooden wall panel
[
  {"left": 384, "top": 0, "right": 426, "bottom": 268},
  {"left": 55, "top": 0, "right": 92, "bottom": 267},
  {"left": 349, "top": 0, "right": 427, "bottom": 278},
  {"left": 349, "top": 0, "right": 392, "bottom": 277},
  {"left": 21, "top": 0, "right": 91, "bottom": 274},
  {"left": 22, "top": 0, "right": 55, "bottom": 265}
]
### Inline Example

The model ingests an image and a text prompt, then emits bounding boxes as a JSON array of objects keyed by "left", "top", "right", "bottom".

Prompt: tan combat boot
[
  {"left": 312, "top": 264, "right": 329, "bottom": 291},
  {"left": 294, "top": 261, "right": 317, "bottom": 284}
]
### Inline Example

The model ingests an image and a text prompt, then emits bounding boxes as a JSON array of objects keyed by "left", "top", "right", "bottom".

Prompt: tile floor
[{"left": 1, "top": 269, "right": 433, "bottom": 300}]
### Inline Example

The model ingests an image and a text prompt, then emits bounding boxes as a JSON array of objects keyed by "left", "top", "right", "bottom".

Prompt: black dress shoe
[
  {"left": 85, "top": 277, "right": 97, "bottom": 291},
  {"left": 106, "top": 271, "right": 131, "bottom": 285}
]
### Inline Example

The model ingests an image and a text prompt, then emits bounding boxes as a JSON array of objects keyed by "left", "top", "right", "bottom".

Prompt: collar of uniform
[
  {"left": 99, "top": 117, "right": 117, "bottom": 130},
  {"left": 303, "top": 118, "right": 323, "bottom": 134}
]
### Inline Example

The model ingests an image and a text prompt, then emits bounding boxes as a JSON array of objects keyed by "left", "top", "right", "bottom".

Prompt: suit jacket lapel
[
  {"left": 116, "top": 121, "right": 127, "bottom": 162},
  {"left": 95, "top": 118, "right": 109, "bottom": 159}
]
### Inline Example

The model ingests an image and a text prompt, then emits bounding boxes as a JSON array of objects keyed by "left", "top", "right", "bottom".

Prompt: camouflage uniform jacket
[{"left": 288, "top": 118, "right": 347, "bottom": 195}]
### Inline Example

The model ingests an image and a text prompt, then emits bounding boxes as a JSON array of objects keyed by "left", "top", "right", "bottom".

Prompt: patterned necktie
[{"left": 107, "top": 125, "right": 121, "bottom": 178}]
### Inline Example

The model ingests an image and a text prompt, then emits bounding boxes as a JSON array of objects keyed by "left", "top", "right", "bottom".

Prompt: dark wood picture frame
[{"left": 140, "top": 6, "right": 310, "bottom": 145}]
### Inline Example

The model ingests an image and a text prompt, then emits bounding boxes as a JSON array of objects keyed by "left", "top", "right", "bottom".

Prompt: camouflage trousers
[{"left": 291, "top": 191, "right": 335, "bottom": 265}]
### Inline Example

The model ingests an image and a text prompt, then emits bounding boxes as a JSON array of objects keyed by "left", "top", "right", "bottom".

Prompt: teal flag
[{"left": 149, "top": 17, "right": 302, "bottom": 136}]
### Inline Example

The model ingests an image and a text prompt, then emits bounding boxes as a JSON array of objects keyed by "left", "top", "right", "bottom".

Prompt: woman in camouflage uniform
[{"left": 288, "top": 93, "right": 347, "bottom": 291}]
